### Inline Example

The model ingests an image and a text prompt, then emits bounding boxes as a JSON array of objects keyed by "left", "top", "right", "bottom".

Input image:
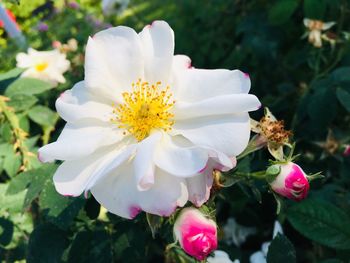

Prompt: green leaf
[
  {"left": 39, "top": 182, "right": 85, "bottom": 230},
  {"left": 0, "top": 217, "right": 14, "bottom": 246},
  {"left": 287, "top": 199, "right": 350, "bottom": 249},
  {"left": 5, "top": 77, "right": 52, "bottom": 97},
  {"left": 336, "top": 88, "right": 350, "bottom": 112},
  {"left": 267, "top": 233, "right": 296, "bottom": 263},
  {"left": 23, "top": 164, "right": 58, "bottom": 210},
  {"left": 27, "top": 224, "right": 68, "bottom": 263},
  {"left": 0, "top": 143, "right": 14, "bottom": 157},
  {"left": 6, "top": 170, "right": 33, "bottom": 195},
  {"left": 67, "top": 230, "right": 112, "bottom": 263},
  {"left": 303, "top": 0, "right": 326, "bottom": 19},
  {"left": 268, "top": 0, "right": 298, "bottom": 25},
  {"left": 3, "top": 151, "right": 22, "bottom": 177},
  {"left": 332, "top": 67, "right": 350, "bottom": 83},
  {"left": 0, "top": 183, "right": 26, "bottom": 215},
  {"left": 0, "top": 68, "right": 23, "bottom": 82},
  {"left": 307, "top": 87, "right": 337, "bottom": 128},
  {"left": 27, "top": 105, "right": 59, "bottom": 128},
  {"left": 7, "top": 94, "right": 38, "bottom": 112}
]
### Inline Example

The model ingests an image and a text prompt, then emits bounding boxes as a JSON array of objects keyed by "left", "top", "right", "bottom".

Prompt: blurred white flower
[
  {"left": 303, "top": 18, "right": 336, "bottom": 48},
  {"left": 223, "top": 218, "right": 256, "bottom": 247},
  {"left": 38, "top": 21, "right": 260, "bottom": 219},
  {"left": 249, "top": 221, "right": 283, "bottom": 263},
  {"left": 102, "top": 0, "right": 130, "bottom": 16},
  {"left": 207, "top": 250, "right": 240, "bottom": 263},
  {"left": 16, "top": 48, "right": 70, "bottom": 85}
]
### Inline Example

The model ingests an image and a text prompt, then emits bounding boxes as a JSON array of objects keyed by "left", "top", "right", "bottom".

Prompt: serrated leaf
[
  {"left": 27, "top": 224, "right": 68, "bottom": 263},
  {"left": 6, "top": 170, "right": 33, "bottom": 195},
  {"left": 336, "top": 88, "right": 350, "bottom": 112},
  {"left": 267, "top": 233, "right": 296, "bottom": 263},
  {"left": 287, "top": 199, "right": 350, "bottom": 249},
  {"left": 39, "top": 182, "right": 85, "bottom": 230},
  {"left": 23, "top": 164, "right": 58, "bottom": 210},
  {"left": 5, "top": 77, "right": 52, "bottom": 97},
  {"left": 27, "top": 105, "right": 58, "bottom": 127},
  {"left": 268, "top": 0, "right": 298, "bottom": 25},
  {"left": 7, "top": 94, "right": 38, "bottom": 112}
]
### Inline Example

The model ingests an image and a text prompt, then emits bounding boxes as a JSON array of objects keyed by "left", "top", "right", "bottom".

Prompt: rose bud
[
  {"left": 267, "top": 162, "right": 310, "bottom": 201},
  {"left": 174, "top": 207, "right": 217, "bottom": 260}
]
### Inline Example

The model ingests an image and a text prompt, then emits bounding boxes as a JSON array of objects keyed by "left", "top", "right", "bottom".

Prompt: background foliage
[{"left": 0, "top": 0, "right": 350, "bottom": 262}]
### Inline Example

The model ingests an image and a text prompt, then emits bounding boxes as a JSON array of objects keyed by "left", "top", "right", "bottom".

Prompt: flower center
[
  {"left": 112, "top": 79, "right": 175, "bottom": 141},
  {"left": 35, "top": 62, "right": 48, "bottom": 72}
]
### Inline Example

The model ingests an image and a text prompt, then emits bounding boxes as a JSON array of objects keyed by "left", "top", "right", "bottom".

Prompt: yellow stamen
[
  {"left": 35, "top": 62, "right": 48, "bottom": 72},
  {"left": 111, "top": 79, "right": 175, "bottom": 141}
]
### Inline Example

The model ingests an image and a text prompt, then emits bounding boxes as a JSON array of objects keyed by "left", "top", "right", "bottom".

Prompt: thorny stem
[{"left": 0, "top": 96, "right": 33, "bottom": 171}]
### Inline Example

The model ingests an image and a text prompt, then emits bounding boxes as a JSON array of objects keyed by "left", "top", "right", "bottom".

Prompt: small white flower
[
  {"left": 38, "top": 21, "right": 260, "bottom": 219},
  {"left": 223, "top": 218, "right": 256, "bottom": 247},
  {"left": 102, "top": 0, "right": 130, "bottom": 16},
  {"left": 16, "top": 48, "right": 70, "bottom": 85},
  {"left": 303, "top": 18, "right": 336, "bottom": 48},
  {"left": 208, "top": 250, "right": 240, "bottom": 263},
  {"left": 249, "top": 221, "right": 283, "bottom": 263}
]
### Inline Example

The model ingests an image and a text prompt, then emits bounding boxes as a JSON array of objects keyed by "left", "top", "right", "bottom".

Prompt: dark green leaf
[
  {"left": 39, "top": 182, "right": 85, "bottom": 230},
  {"left": 27, "top": 224, "right": 68, "bottom": 263},
  {"left": 3, "top": 151, "right": 21, "bottom": 177},
  {"left": 0, "top": 217, "right": 14, "bottom": 246},
  {"left": 267, "top": 233, "right": 296, "bottom": 263},
  {"left": 6, "top": 170, "right": 33, "bottom": 195},
  {"left": 332, "top": 67, "right": 350, "bottom": 83},
  {"left": 303, "top": 0, "right": 326, "bottom": 19},
  {"left": 67, "top": 230, "right": 112, "bottom": 263},
  {"left": 268, "top": 0, "right": 298, "bottom": 25},
  {"left": 287, "top": 199, "right": 350, "bottom": 249},
  {"left": 336, "top": 88, "right": 350, "bottom": 112},
  {"left": 5, "top": 78, "right": 52, "bottom": 97}
]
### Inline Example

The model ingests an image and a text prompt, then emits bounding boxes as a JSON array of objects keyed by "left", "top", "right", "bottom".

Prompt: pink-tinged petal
[
  {"left": 134, "top": 132, "right": 162, "bottom": 191},
  {"left": 91, "top": 163, "right": 188, "bottom": 219},
  {"left": 154, "top": 134, "right": 209, "bottom": 177},
  {"left": 174, "top": 208, "right": 217, "bottom": 260},
  {"left": 129, "top": 206, "right": 142, "bottom": 219},
  {"left": 343, "top": 145, "right": 350, "bottom": 156},
  {"left": 173, "top": 113, "right": 251, "bottom": 157}
]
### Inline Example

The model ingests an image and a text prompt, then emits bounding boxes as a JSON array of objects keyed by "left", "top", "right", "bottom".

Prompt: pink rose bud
[
  {"left": 174, "top": 207, "right": 217, "bottom": 260},
  {"left": 267, "top": 162, "right": 310, "bottom": 201}
]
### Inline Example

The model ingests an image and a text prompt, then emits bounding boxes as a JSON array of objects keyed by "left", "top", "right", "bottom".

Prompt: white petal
[
  {"left": 303, "top": 18, "right": 311, "bottom": 28},
  {"left": 174, "top": 69, "right": 251, "bottom": 102},
  {"left": 91, "top": 164, "right": 188, "bottom": 219},
  {"left": 249, "top": 251, "right": 266, "bottom": 263},
  {"left": 139, "top": 21, "right": 174, "bottom": 84},
  {"left": 85, "top": 26, "right": 143, "bottom": 103},
  {"left": 173, "top": 114, "right": 251, "bottom": 157},
  {"left": 38, "top": 123, "right": 122, "bottom": 162},
  {"left": 53, "top": 145, "right": 134, "bottom": 197},
  {"left": 186, "top": 172, "right": 213, "bottom": 207},
  {"left": 154, "top": 134, "right": 208, "bottom": 177},
  {"left": 56, "top": 81, "right": 113, "bottom": 124},
  {"left": 173, "top": 94, "right": 260, "bottom": 120},
  {"left": 322, "top": 21, "right": 336, "bottom": 30},
  {"left": 134, "top": 132, "right": 162, "bottom": 191},
  {"left": 16, "top": 52, "right": 34, "bottom": 68}
]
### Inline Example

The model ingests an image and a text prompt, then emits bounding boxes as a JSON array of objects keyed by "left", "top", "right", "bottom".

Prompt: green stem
[{"left": 235, "top": 170, "right": 266, "bottom": 179}]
